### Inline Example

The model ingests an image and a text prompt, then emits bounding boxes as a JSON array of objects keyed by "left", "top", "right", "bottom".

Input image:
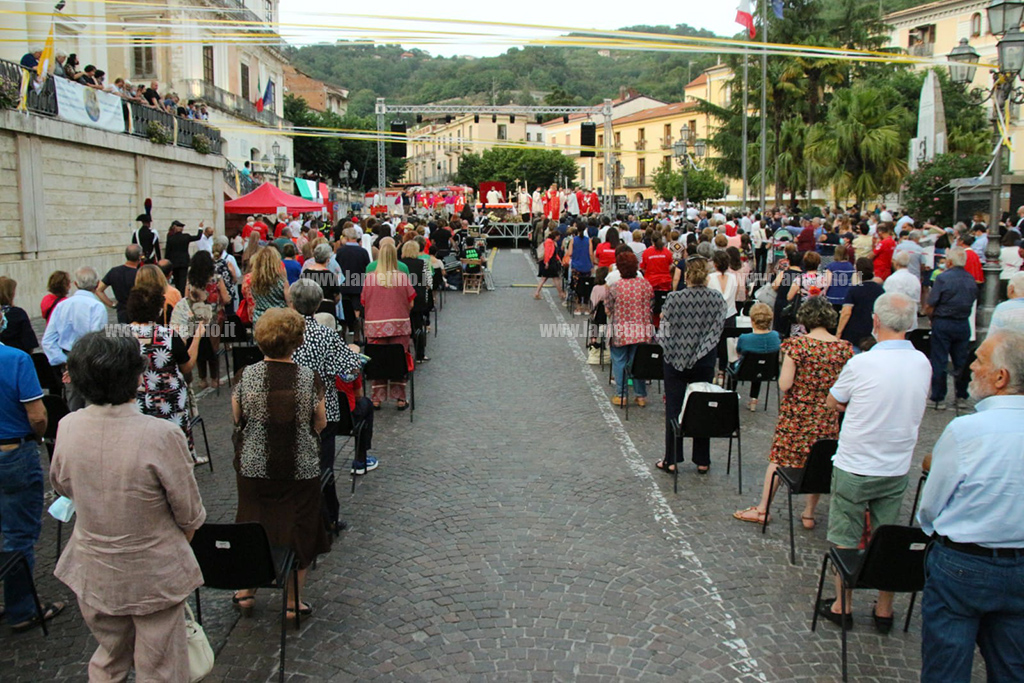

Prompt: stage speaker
[
  {"left": 510, "top": 115, "right": 516, "bottom": 124},
  {"left": 474, "top": 114, "right": 480, "bottom": 123},
  {"left": 580, "top": 122, "right": 596, "bottom": 158},
  {"left": 492, "top": 114, "right": 497, "bottom": 123},
  {"left": 390, "top": 122, "right": 407, "bottom": 157},
  {"left": 563, "top": 115, "right": 569, "bottom": 124}
]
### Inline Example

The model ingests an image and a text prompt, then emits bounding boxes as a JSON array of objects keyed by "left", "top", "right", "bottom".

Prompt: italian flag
[{"left": 736, "top": 0, "right": 756, "bottom": 39}]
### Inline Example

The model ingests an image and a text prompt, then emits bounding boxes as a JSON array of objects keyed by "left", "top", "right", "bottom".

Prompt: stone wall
[{"left": 0, "top": 110, "right": 224, "bottom": 317}]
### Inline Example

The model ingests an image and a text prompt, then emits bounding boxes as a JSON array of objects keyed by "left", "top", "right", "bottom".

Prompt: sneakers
[
  {"left": 194, "top": 455, "right": 210, "bottom": 465},
  {"left": 351, "top": 456, "right": 379, "bottom": 476}
]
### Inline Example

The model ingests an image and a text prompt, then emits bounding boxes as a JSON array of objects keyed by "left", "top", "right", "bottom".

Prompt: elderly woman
[
  {"left": 290, "top": 279, "right": 374, "bottom": 531},
  {"left": 361, "top": 243, "right": 416, "bottom": 409},
  {"left": 606, "top": 250, "right": 654, "bottom": 407},
  {"left": 655, "top": 257, "right": 726, "bottom": 475},
  {"left": 0, "top": 276, "right": 39, "bottom": 353},
  {"left": 231, "top": 308, "right": 329, "bottom": 618},
  {"left": 250, "top": 247, "right": 290, "bottom": 324},
  {"left": 299, "top": 242, "right": 342, "bottom": 320},
  {"left": 128, "top": 286, "right": 203, "bottom": 461},
  {"left": 52, "top": 330, "right": 205, "bottom": 680},
  {"left": 734, "top": 297, "right": 852, "bottom": 525}
]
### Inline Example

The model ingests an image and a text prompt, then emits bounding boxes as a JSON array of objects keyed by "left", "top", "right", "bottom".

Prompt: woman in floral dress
[
  {"left": 734, "top": 296, "right": 852, "bottom": 527},
  {"left": 127, "top": 285, "right": 203, "bottom": 460}
]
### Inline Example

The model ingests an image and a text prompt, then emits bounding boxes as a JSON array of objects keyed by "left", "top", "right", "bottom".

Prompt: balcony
[
  {"left": 908, "top": 42, "right": 934, "bottom": 57},
  {"left": 1, "top": 59, "right": 222, "bottom": 155},
  {"left": 223, "top": 158, "right": 260, "bottom": 195},
  {"left": 661, "top": 137, "right": 673, "bottom": 149},
  {"left": 613, "top": 141, "right": 622, "bottom": 150},
  {"left": 180, "top": 79, "right": 287, "bottom": 128},
  {"left": 635, "top": 139, "right": 647, "bottom": 151},
  {"left": 623, "top": 176, "right": 649, "bottom": 188}
]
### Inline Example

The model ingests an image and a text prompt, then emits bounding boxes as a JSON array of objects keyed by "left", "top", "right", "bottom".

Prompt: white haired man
[
  {"left": 883, "top": 250, "right": 921, "bottom": 330},
  {"left": 41, "top": 266, "right": 108, "bottom": 410},
  {"left": 918, "top": 329, "right": 1024, "bottom": 681},
  {"left": 989, "top": 271, "right": 1024, "bottom": 336},
  {"left": 924, "top": 247, "right": 978, "bottom": 410},
  {"left": 819, "top": 293, "right": 931, "bottom": 632}
]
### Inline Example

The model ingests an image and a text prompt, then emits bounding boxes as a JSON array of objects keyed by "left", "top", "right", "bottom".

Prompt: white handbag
[{"left": 185, "top": 602, "right": 214, "bottom": 682}]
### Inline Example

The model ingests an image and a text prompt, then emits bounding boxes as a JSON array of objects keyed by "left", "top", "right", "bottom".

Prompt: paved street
[{"left": 1, "top": 247, "right": 984, "bottom": 682}]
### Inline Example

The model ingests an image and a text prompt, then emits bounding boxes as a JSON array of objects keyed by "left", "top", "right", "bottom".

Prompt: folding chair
[
  {"left": 363, "top": 343, "right": 414, "bottom": 422},
  {"left": 32, "top": 352, "right": 62, "bottom": 396},
  {"left": 620, "top": 343, "right": 663, "bottom": 421},
  {"left": 652, "top": 290, "right": 669, "bottom": 325},
  {"left": 908, "top": 469, "right": 929, "bottom": 526},
  {"left": 763, "top": 439, "right": 837, "bottom": 564},
  {"left": 190, "top": 523, "right": 299, "bottom": 683},
  {"left": 337, "top": 394, "right": 368, "bottom": 494},
  {"left": 0, "top": 552, "right": 50, "bottom": 635},
  {"left": 811, "top": 525, "right": 930, "bottom": 682},
  {"left": 907, "top": 328, "right": 931, "bottom": 357},
  {"left": 586, "top": 302, "right": 608, "bottom": 369},
  {"left": 40, "top": 393, "right": 70, "bottom": 559},
  {"left": 726, "top": 351, "right": 780, "bottom": 411},
  {"left": 671, "top": 390, "right": 742, "bottom": 494},
  {"left": 231, "top": 346, "right": 264, "bottom": 383},
  {"left": 462, "top": 261, "right": 484, "bottom": 294},
  {"left": 190, "top": 414, "right": 213, "bottom": 472}
]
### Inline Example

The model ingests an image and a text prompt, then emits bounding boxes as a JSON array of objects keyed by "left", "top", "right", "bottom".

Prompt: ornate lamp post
[
  {"left": 948, "top": 0, "right": 1024, "bottom": 330},
  {"left": 672, "top": 127, "right": 707, "bottom": 215}
]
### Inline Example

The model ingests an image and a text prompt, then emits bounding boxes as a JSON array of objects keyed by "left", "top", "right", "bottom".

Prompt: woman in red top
[
  {"left": 594, "top": 228, "right": 620, "bottom": 269},
  {"left": 873, "top": 224, "right": 896, "bottom": 280},
  {"left": 641, "top": 235, "right": 673, "bottom": 291},
  {"left": 41, "top": 270, "right": 71, "bottom": 322}
]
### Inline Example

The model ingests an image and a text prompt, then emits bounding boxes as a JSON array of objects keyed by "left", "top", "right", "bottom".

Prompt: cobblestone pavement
[{"left": 2, "top": 248, "right": 986, "bottom": 682}]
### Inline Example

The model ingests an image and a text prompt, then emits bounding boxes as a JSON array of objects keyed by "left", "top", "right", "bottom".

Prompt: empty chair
[
  {"left": 811, "top": 525, "right": 929, "bottom": 682},
  {"left": 763, "top": 439, "right": 837, "bottom": 564},
  {"left": 190, "top": 523, "right": 298, "bottom": 683},
  {"left": 670, "top": 390, "right": 742, "bottom": 494}
]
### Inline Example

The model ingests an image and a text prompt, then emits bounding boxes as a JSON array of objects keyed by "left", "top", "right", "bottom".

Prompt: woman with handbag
[
  {"left": 533, "top": 227, "right": 565, "bottom": 300},
  {"left": 51, "top": 331, "right": 206, "bottom": 681}
]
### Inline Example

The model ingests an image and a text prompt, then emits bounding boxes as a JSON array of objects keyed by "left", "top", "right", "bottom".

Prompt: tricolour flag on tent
[
  {"left": 736, "top": 0, "right": 756, "bottom": 39},
  {"left": 37, "top": 20, "right": 55, "bottom": 81}
]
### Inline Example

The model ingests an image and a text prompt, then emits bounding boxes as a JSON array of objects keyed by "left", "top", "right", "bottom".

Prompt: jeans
[
  {"left": 351, "top": 397, "right": 375, "bottom": 464},
  {"left": 609, "top": 343, "right": 647, "bottom": 398},
  {"left": 929, "top": 317, "right": 971, "bottom": 402},
  {"left": 921, "top": 543, "right": 1024, "bottom": 682},
  {"left": 663, "top": 351, "right": 716, "bottom": 467},
  {"left": 0, "top": 441, "right": 45, "bottom": 624},
  {"left": 320, "top": 421, "right": 339, "bottom": 527}
]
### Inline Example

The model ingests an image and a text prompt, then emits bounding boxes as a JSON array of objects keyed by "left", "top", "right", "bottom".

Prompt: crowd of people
[
  {"left": 19, "top": 47, "right": 209, "bottom": 120},
  {"left": 531, "top": 193, "right": 1024, "bottom": 681}
]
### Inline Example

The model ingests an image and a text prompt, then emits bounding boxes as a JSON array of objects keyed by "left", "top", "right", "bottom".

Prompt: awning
[{"left": 224, "top": 182, "right": 326, "bottom": 215}]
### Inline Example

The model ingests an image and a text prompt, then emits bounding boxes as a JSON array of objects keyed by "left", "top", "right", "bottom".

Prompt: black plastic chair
[
  {"left": 726, "top": 351, "right": 780, "bottom": 412},
  {"left": 909, "top": 470, "right": 929, "bottom": 525},
  {"left": 231, "top": 346, "right": 264, "bottom": 383},
  {"left": 587, "top": 302, "right": 608, "bottom": 369},
  {"left": 190, "top": 414, "right": 213, "bottom": 472},
  {"left": 32, "top": 352, "right": 61, "bottom": 395},
  {"left": 907, "top": 328, "right": 931, "bottom": 357},
  {"left": 811, "top": 525, "right": 930, "bottom": 682},
  {"left": 337, "top": 394, "right": 368, "bottom": 494},
  {"left": 652, "top": 290, "right": 669, "bottom": 322},
  {"left": 0, "top": 552, "right": 49, "bottom": 635},
  {"left": 621, "top": 343, "right": 663, "bottom": 421},
  {"left": 363, "top": 343, "right": 415, "bottom": 422},
  {"left": 670, "top": 390, "right": 742, "bottom": 494},
  {"left": 40, "top": 394, "right": 70, "bottom": 559},
  {"left": 763, "top": 439, "right": 837, "bottom": 565},
  {"left": 190, "top": 523, "right": 298, "bottom": 683}
]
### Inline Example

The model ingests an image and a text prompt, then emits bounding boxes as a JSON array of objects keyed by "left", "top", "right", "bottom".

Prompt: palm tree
[
  {"left": 806, "top": 85, "right": 909, "bottom": 208},
  {"left": 775, "top": 117, "right": 808, "bottom": 210}
]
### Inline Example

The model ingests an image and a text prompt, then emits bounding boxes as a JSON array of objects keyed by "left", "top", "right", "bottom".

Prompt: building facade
[
  {"left": 404, "top": 114, "right": 529, "bottom": 186},
  {"left": 283, "top": 64, "right": 348, "bottom": 116}
]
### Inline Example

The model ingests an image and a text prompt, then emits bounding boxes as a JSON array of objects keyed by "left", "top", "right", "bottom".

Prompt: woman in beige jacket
[{"left": 51, "top": 330, "right": 206, "bottom": 682}]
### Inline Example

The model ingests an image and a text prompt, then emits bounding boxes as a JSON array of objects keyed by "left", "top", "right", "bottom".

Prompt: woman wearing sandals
[
  {"left": 231, "top": 308, "right": 330, "bottom": 619},
  {"left": 361, "top": 243, "right": 416, "bottom": 410},
  {"left": 533, "top": 226, "right": 565, "bottom": 300},
  {"left": 733, "top": 296, "right": 853, "bottom": 526}
]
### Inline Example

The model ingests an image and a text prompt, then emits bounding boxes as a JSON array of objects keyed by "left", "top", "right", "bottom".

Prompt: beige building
[
  {"left": 404, "top": 114, "right": 529, "bottom": 185},
  {"left": 283, "top": 64, "right": 348, "bottom": 116}
]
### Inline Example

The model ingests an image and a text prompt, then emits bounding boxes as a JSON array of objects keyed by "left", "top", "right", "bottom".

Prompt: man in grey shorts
[{"left": 821, "top": 293, "right": 931, "bottom": 632}]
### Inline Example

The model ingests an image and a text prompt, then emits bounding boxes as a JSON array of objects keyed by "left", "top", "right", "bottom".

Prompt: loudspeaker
[
  {"left": 474, "top": 114, "right": 480, "bottom": 123},
  {"left": 580, "top": 122, "right": 596, "bottom": 158},
  {"left": 510, "top": 115, "right": 516, "bottom": 124},
  {"left": 563, "top": 115, "right": 569, "bottom": 124},
  {"left": 390, "top": 122, "right": 407, "bottom": 157}
]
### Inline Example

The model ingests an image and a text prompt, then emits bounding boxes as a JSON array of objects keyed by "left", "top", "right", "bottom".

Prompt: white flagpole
[
  {"left": 742, "top": 47, "right": 749, "bottom": 213},
  {"left": 760, "top": 0, "right": 768, "bottom": 214}
]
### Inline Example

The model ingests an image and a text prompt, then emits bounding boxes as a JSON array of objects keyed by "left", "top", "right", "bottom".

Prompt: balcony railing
[
  {"left": 661, "top": 137, "right": 673, "bottom": 149},
  {"left": 180, "top": 79, "right": 287, "bottom": 128},
  {"left": 635, "top": 139, "right": 646, "bottom": 151},
  {"left": 223, "top": 159, "right": 261, "bottom": 195},
  {"left": 1, "top": 59, "right": 222, "bottom": 155},
  {"left": 908, "top": 42, "right": 934, "bottom": 57},
  {"left": 623, "top": 176, "right": 648, "bottom": 188}
]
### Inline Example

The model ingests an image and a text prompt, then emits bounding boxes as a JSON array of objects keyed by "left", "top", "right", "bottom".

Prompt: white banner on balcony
[{"left": 54, "top": 78, "right": 123, "bottom": 133}]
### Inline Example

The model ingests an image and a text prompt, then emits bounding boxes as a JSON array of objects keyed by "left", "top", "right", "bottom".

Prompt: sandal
[
  {"left": 733, "top": 506, "right": 769, "bottom": 524},
  {"left": 654, "top": 460, "right": 676, "bottom": 474},
  {"left": 533, "top": 294, "right": 542, "bottom": 300},
  {"left": 801, "top": 515, "right": 816, "bottom": 530},
  {"left": 396, "top": 400, "right": 408, "bottom": 411},
  {"left": 696, "top": 465, "right": 710, "bottom": 475},
  {"left": 372, "top": 401, "right": 382, "bottom": 411},
  {"left": 10, "top": 601, "right": 65, "bottom": 633},
  {"left": 232, "top": 593, "right": 256, "bottom": 617},
  {"left": 286, "top": 602, "right": 313, "bottom": 619}
]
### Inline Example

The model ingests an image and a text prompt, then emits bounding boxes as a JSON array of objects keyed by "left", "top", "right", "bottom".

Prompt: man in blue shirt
[
  {"left": 0, "top": 308, "right": 65, "bottom": 632},
  {"left": 41, "top": 266, "right": 108, "bottom": 410},
  {"left": 924, "top": 248, "right": 978, "bottom": 410},
  {"left": 917, "top": 329, "right": 1024, "bottom": 682}
]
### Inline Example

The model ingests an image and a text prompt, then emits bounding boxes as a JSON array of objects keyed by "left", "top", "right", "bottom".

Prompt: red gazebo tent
[{"left": 225, "top": 182, "right": 325, "bottom": 215}]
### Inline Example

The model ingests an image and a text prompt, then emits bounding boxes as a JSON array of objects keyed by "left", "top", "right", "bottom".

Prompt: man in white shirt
[
  {"left": 989, "top": 271, "right": 1024, "bottom": 336},
  {"left": 883, "top": 251, "right": 922, "bottom": 329},
  {"left": 971, "top": 224, "right": 989, "bottom": 264},
  {"left": 42, "top": 267, "right": 109, "bottom": 410},
  {"left": 893, "top": 229, "right": 924, "bottom": 280},
  {"left": 820, "top": 293, "right": 930, "bottom": 633},
  {"left": 195, "top": 223, "right": 215, "bottom": 253},
  {"left": 895, "top": 210, "right": 915, "bottom": 232}
]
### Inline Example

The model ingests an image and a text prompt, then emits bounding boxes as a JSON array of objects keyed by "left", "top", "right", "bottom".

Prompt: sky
[{"left": 278, "top": 1, "right": 739, "bottom": 57}]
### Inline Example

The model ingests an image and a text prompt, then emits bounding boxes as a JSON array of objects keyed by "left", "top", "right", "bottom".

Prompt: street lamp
[
  {"left": 948, "top": 0, "right": 1024, "bottom": 331},
  {"left": 672, "top": 127, "right": 706, "bottom": 217}
]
